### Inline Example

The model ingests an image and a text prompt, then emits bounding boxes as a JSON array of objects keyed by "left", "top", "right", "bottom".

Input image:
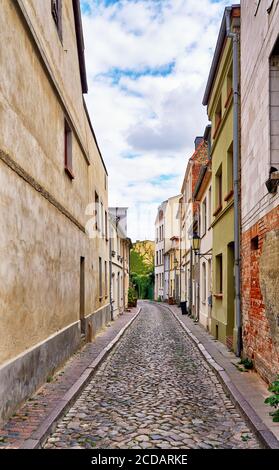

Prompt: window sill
[
  {"left": 213, "top": 205, "right": 222, "bottom": 217},
  {"left": 224, "top": 190, "right": 234, "bottom": 202},
  {"left": 65, "top": 166, "right": 74, "bottom": 180}
]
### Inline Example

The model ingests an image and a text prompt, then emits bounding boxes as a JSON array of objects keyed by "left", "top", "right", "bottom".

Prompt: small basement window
[{"left": 251, "top": 236, "right": 259, "bottom": 251}]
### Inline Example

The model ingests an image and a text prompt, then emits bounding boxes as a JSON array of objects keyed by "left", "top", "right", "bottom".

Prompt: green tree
[{"left": 130, "top": 242, "right": 154, "bottom": 300}]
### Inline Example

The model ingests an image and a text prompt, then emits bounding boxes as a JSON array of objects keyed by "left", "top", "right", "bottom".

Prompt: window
[
  {"left": 208, "top": 186, "right": 212, "bottom": 227},
  {"left": 216, "top": 254, "right": 223, "bottom": 294},
  {"left": 156, "top": 228, "right": 158, "bottom": 242},
  {"left": 214, "top": 96, "right": 222, "bottom": 136},
  {"left": 101, "top": 202, "right": 104, "bottom": 236},
  {"left": 208, "top": 258, "right": 212, "bottom": 295},
  {"left": 251, "top": 236, "right": 259, "bottom": 251},
  {"left": 215, "top": 165, "right": 222, "bottom": 213},
  {"left": 202, "top": 198, "right": 207, "bottom": 235},
  {"left": 95, "top": 192, "right": 99, "bottom": 231},
  {"left": 99, "top": 257, "right": 102, "bottom": 298},
  {"left": 226, "top": 64, "right": 233, "bottom": 103},
  {"left": 64, "top": 119, "right": 73, "bottom": 179},
  {"left": 156, "top": 251, "right": 158, "bottom": 266},
  {"left": 105, "top": 211, "right": 108, "bottom": 240},
  {"left": 105, "top": 261, "right": 108, "bottom": 297},
  {"left": 51, "top": 0, "right": 62, "bottom": 41},
  {"left": 110, "top": 224, "right": 114, "bottom": 251},
  {"left": 202, "top": 262, "right": 206, "bottom": 303},
  {"left": 227, "top": 143, "right": 233, "bottom": 194}
]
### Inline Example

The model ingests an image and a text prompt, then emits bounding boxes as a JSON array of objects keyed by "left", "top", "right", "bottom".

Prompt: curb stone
[
  {"left": 20, "top": 307, "right": 142, "bottom": 449},
  {"left": 158, "top": 302, "right": 279, "bottom": 450}
]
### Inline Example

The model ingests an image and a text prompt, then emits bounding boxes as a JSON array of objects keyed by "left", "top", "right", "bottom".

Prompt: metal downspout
[
  {"left": 189, "top": 247, "right": 193, "bottom": 316},
  {"left": 226, "top": 8, "right": 242, "bottom": 357},
  {"left": 109, "top": 235, "right": 113, "bottom": 321}
]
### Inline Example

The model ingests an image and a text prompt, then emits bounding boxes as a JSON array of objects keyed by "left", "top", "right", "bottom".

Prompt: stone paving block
[
  {"left": 0, "top": 308, "right": 140, "bottom": 449},
  {"left": 44, "top": 302, "right": 262, "bottom": 450}
]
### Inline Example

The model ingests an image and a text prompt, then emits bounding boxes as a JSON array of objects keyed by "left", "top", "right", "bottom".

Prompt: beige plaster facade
[
  {"left": 179, "top": 139, "right": 208, "bottom": 315},
  {"left": 163, "top": 195, "right": 181, "bottom": 302},
  {"left": 0, "top": 0, "right": 109, "bottom": 423},
  {"left": 193, "top": 163, "right": 213, "bottom": 330},
  {"left": 109, "top": 208, "right": 131, "bottom": 319},
  {"left": 154, "top": 200, "right": 167, "bottom": 300}
]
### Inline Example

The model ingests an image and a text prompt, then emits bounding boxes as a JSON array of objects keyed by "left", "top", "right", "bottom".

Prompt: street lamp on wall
[
  {"left": 192, "top": 232, "right": 201, "bottom": 254},
  {"left": 192, "top": 232, "right": 212, "bottom": 260}
]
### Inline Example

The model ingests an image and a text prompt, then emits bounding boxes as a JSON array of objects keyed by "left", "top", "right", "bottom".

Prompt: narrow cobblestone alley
[{"left": 44, "top": 302, "right": 261, "bottom": 449}]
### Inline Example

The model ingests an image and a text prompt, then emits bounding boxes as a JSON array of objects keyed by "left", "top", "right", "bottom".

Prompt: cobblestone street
[{"left": 44, "top": 302, "right": 261, "bottom": 449}]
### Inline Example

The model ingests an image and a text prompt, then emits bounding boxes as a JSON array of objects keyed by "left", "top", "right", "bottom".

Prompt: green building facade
[{"left": 203, "top": 6, "right": 240, "bottom": 351}]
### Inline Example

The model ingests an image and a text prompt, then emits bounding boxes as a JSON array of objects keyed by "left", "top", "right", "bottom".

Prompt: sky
[{"left": 81, "top": 0, "right": 227, "bottom": 242}]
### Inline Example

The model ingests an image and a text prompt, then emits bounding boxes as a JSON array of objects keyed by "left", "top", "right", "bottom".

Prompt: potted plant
[{"left": 128, "top": 287, "right": 138, "bottom": 308}]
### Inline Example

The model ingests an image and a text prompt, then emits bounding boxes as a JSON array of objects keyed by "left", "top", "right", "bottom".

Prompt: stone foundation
[
  {"left": 0, "top": 321, "right": 81, "bottom": 425},
  {"left": 0, "top": 303, "right": 111, "bottom": 425},
  {"left": 81, "top": 303, "right": 111, "bottom": 342}
]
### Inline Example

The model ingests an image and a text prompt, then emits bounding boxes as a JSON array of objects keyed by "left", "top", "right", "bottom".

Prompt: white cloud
[{"left": 82, "top": 0, "right": 227, "bottom": 241}]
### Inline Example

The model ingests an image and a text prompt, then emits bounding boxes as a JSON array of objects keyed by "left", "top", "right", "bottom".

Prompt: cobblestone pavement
[
  {"left": 0, "top": 308, "right": 138, "bottom": 449},
  {"left": 44, "top": 302, "right": 261, "bottom": 449}
]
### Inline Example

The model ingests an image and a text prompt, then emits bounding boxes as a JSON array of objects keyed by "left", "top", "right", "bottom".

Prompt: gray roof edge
[{"left": 202, "top": 5, "right": 240, "bottom": 107}]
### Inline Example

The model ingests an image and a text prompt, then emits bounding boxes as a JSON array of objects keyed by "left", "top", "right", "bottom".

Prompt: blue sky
[{"left": 81, "top": 0, "right": 227, "bottom": 241}]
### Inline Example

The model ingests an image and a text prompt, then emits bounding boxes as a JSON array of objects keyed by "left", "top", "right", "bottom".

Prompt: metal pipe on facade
[
  {"left": 109, "top": 234, "right": 113, "bottom": 321},
  {"left": 225, "top": 8, "right": 242, "bottom": 357},
  {"left": 189, "top": 247, "right": 193, "bottom": 316}
]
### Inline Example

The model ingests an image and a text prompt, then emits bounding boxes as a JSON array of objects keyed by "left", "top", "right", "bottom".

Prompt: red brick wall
[{"left": 242, "top": 205, "right": 279, "bottom": 384}]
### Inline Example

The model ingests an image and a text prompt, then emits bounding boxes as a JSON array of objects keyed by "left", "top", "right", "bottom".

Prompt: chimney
[{"left": 194, "top": 136, "right": 203, "bottom": 150}]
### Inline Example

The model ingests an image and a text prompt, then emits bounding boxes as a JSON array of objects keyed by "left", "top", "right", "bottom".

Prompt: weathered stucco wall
[{"left": 0, "top": 1, "right": 109, "bottom": 422}]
